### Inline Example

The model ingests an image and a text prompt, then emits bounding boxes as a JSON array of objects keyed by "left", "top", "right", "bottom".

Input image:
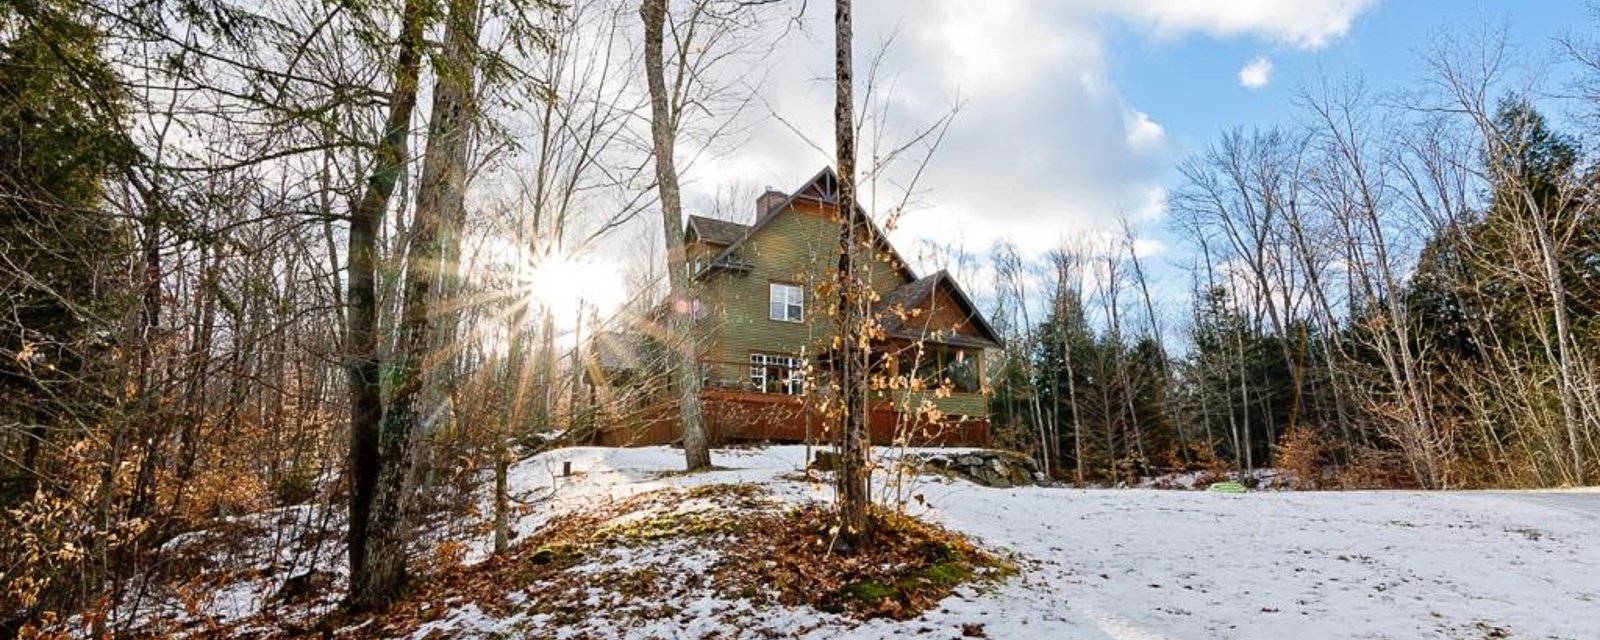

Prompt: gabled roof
[
  {"left": 697, "top": 166, "right": 918, "bottom": 284},
  {"left": 877, "top": 269, "right": 1002, "bottom": 349},
  {"left": 685, "top": 215, "right": 750, "bottom": 246}
]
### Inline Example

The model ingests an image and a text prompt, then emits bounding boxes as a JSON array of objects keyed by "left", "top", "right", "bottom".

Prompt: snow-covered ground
[
  {"left": 142, "top": 445, "right": 1600, "bottom": 639},
  {"left": 412, "top": 445, "right": 1600, "bottom": 640}
]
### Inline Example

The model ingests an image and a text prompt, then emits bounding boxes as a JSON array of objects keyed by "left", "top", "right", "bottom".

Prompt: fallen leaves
[{"left": 242, "top": 483, "right": 1011, "bottom": 638}]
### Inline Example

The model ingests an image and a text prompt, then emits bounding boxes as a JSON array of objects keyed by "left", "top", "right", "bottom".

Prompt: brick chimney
[{"left": 756, "top": 188, "right": 786, "bottom": 218}]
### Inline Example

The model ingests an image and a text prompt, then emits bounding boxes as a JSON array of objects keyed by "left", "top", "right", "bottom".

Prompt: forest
[
  {"left": 1, "top": 0, "right": 1598, "bottom": 635},
  {"left": 986, "top": 83, "right": 1600, "bottom": 492}
]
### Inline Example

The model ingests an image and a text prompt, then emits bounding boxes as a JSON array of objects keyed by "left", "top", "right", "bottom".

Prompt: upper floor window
[{"left": 768, "top": 282, "right": 803, "bottom": 322}]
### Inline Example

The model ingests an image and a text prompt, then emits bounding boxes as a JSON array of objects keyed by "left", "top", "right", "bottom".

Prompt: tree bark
[
  {"left": 424, "top": 0, "right": 482, "bottom": 434},
  {"left": 495, "top": 310, "right": 529, "bottom": 556},
  {"left": 833, "top": 0, "right": 871, "bottom": 537},
  {"left": 1054, "top": 257, "right": 1086, "bottom": 485},
  {"left": 1125, "top": 223, "right": 1186, "bottom": 464},
  {"left": 346, "top": 0, "right": 427, "bottom": 610},
  {"left": 355, "top": 0, "right": 482, "bottom": 607},
  {"left": 1525, "top": 189, "right": 1586, "bottom": 484},
  {"left": 640, "top": 0, "right": 710, "bottom": 471}
]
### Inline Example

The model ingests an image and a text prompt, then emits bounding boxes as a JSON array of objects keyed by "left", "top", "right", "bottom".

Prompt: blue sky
[
  {"left": 1112, "top": 1, "right": 1590, "bottom": 164},
  {"left": 1087, "top": 2, "right": 1596, "bottom": 315},
  {"left": 661, "top": 0, "right": 1596, "bottom": 328}
]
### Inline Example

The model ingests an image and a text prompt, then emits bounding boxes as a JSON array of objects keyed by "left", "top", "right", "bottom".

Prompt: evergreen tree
[
  {"left": 0, "top": 0, "right": 137, "bottom": 503},
  {"left": 1033, "top": 286, "right": 1096, "bottom": 478}
]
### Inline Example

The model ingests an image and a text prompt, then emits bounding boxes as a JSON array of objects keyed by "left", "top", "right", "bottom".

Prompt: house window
[
  {"left": 749, "top": 353, "right": 805, "bottom": 395},
  {"left": 945, "top": 349, "right": 980, "bottom": 393},
  {"left": 913, "top": 348, "right": 980, "bottom": 393},
  {"left": 768, "top": 282, "right": 804, "bottom": 322}
]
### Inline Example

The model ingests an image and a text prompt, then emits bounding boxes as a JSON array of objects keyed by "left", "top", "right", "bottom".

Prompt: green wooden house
[{"left": 594, "top": 167, "right": 1000, "bottom": 447}]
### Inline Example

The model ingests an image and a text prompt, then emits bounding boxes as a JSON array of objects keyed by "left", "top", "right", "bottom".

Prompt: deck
[{"left": 594, "top": 387, "right": 991, "bottom": 448}]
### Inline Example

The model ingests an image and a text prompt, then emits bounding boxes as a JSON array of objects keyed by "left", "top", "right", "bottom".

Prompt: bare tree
[
  {"left": 831, "top": 0, "right": 872, "bottom": 536},
  {"left": 1413, "top": 28, "right": 1594, "bottom": 485},
  {"left": 1122, "top": 217, "right": 1186, "bottom": 462},
  {"left": 1301, "top": 79, "right": 1444, "bottom": 487},
  {"left": 638, "top": 0, "right": 784, "bottom": 472},
  {"left": 345, "top": 0, "right": 429, "bottom": 610},
  {"left": 1049, "top": 242, "right": 1089, "bottom": 484}
]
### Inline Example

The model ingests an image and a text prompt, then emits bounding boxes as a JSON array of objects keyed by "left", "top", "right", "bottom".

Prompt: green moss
[
  {"left": 918, "top": 561, "right": 969, "bottom": 587},
  {"left": 597, "top": 510, "right": 745, "bottom": 545},
  {"left": 834, "top": 550, "right": 1004, "bottom": 613},
  {"left": 529, "top": 545, "right": 568, "bottom": 565},
  {"left": 844, "top": 580, "right": 896, "bottom": 604}
]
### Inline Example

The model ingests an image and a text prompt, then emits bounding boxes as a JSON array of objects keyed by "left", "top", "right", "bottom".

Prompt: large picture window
[
  {"left": 768, "top": 282, "right": 804, "bottom": 322},
  {"left": 913, "top": 349, "right": 981, "bottom": 394},
  {"left": 749, "top": 353, "right": 805, "bottom": 395}
]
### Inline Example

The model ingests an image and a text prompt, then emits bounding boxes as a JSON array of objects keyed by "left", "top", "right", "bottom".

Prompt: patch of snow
[
  {"left": 117, "top": 444, "right": 1600, "bottom": 638},
  {"left": 444, "top": 445, "right": 1600, "bottom": 639},
  {"left": 114, "top": 502, "right": 348, "bottom": 635}
]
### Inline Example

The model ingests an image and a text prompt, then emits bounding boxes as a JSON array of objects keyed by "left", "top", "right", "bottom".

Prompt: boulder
[{"left": 1007, "top": 466, "right": 1030, "bottom": 486}]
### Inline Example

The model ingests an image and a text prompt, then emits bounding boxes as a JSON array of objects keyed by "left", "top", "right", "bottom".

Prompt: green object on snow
[{"left": 1208, "top": 481, "right": 1247, "bottom": 493}]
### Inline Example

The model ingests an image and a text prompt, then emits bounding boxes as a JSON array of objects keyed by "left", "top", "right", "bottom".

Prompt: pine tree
[{"left": 0, "top": 0, "right": 137, "bottom": 503}]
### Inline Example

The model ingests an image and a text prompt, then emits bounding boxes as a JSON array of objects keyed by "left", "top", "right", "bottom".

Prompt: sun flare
[
  {"left": 473, "top": 235, "right": 625, "bottom": 327},
  {"left": 519, "top": 251, "right": 625, "bottom": 322}
]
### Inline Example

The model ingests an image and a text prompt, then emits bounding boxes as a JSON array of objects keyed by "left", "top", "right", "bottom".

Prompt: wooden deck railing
[
  {"left": 594, "top": 369, "right": 990, "bottom": 448},
  {"left": 698, "top": 358, "right": 810, "bottom": 396}
]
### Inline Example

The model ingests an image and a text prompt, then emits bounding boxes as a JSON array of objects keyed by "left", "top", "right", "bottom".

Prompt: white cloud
[
  {"left": 1086, "top": 0, "right": 1379, "bottom": 50},
  {"left": 1125, "top": 111, "right": 1166, "bottom": 152},
  {"left": 672, "top": 0, "right": 1374, "bottom": 262},
  {"left": 1131, "top": 237, "right": 1167, "bottom": 259},
  {"left": 1238, "top": 56, "right": 1274, "bottom": 89},
  {"left": 918, "top": 0, "right": 1075, "bottom": 94}
]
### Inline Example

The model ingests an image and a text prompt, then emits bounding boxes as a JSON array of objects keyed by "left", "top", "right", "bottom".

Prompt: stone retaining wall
[{"left": 911, "top": 450, "right": 1044, "bottom": 488}]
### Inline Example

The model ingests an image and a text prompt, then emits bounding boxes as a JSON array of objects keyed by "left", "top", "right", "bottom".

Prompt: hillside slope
[{"left": 148, "top": 446, "right": 1600, "bottom": 639}]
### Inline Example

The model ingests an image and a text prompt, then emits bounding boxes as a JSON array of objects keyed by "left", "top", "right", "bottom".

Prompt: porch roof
[{"left": 875, "top": 270, "right": 1002, "bottom": 349}]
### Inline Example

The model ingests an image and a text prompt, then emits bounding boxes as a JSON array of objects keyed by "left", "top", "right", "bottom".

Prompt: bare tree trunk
[
  {"left": 833, "top": 0, "right": 871, "bottom": 537},
  {"left": 1233, "top": 307, "right": 1253, "bottom": 473},
  {"left": 640, "top": 0, "right": 710, "bottom": 471},
  {"left": 347, "top": 0, "right": 427, "bottom": 610},
  {"left": 1517, "top": 186, "right": 1587, "bottom": 484},
  {"left": 494, "top": 310, "right": 529, "bottom": 556},
  {"left": 425, "top": 0, "right": 482, "bottom": 433},
  {"left": 1002, "top": 246, "right": 1049, "bottom": 478},
  {"left": 355, "top": 0, "right": 482, "bottom": 597},
  {"left": 1277, "top": 172, "right": 1357, "bottom": 452},
  {"left": 1061, "top": 290, "right": 1085, "bottom": 485},
  {"left": 1124, "top": 220, "right": 1185, "bottom": 464},
  {"left": 570, "top": 301, "right": 585, "bottom": 426},
  {"left": 1099, "top": 247, "right": 1147, "bottom": 467},
  {"left": 536, "top": 307, "right": 556, "bottom": 426}
]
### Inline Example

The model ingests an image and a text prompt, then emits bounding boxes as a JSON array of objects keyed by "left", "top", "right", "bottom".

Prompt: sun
[
  {"left": 520, "top": 251, "right": 624, "bottom": 322},
  {"left": 473, "top": 235, "right": 625, "bottom": 332}
]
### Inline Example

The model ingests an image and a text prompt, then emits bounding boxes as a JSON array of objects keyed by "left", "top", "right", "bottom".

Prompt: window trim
[
  {"left": 767, "top": 281, "right": 804, "bottom": 323},
  {"left": 749, "top": 352, "right": 805, "bottom": 395}
]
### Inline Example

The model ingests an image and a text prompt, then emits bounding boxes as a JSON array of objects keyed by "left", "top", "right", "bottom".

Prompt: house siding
[{"left": 694, "top": 196, "right": 989, "bottom": 419}]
